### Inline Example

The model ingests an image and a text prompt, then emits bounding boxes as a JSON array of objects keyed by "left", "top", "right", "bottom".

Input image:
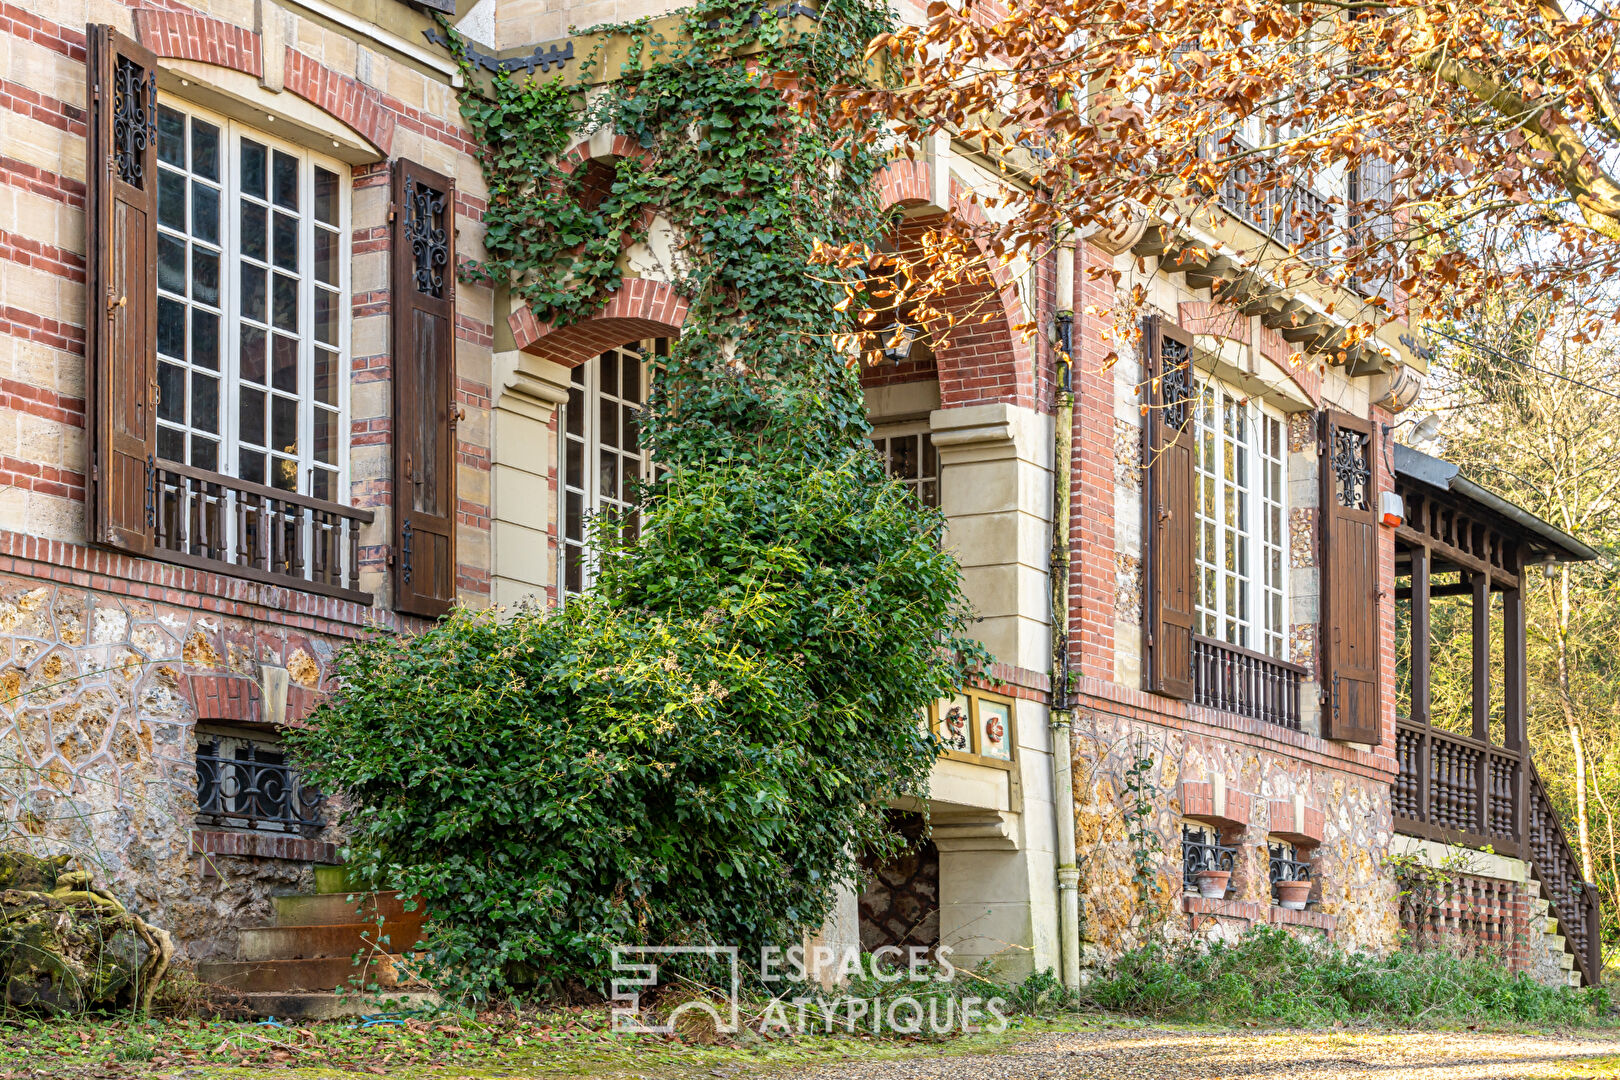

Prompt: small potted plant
[
  {"left": 1276, "top": 878, "right": 1312, "bottom": 910},
  {"left": 1195, "top": 868, "right": 1231, "bottom": 899}
]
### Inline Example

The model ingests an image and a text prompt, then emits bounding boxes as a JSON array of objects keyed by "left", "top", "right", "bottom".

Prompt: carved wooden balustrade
[
  {"left": 148, "top": 459, "right": 374, "bottom": 603},
  {"left": 1395, "top": 715, "right": 1601, "bottom": 988},
  {"left": 1191, "top": 634, "right": 1307, "bottom": 731}
]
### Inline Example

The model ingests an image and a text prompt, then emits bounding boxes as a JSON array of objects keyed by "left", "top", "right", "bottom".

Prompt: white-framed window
[
  {"left": 559, "top": 340, "right": 660, "bottom": 597},
  {"left": 1193, "top": 381, "right": 1288, "bottom": 658},
  {"left": 871, "top": 424, "right": 939, "bottom": 507},
  {"left": 153, "top": 100, "right": 350, "bottom": 503}
]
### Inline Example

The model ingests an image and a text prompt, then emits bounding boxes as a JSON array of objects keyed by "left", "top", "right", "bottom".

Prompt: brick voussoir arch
[
  {"left": 509, "top": 277, "right": 689, "bottom": 366},
  {"left": 1178, "top": 299, "right": 1323, "bottom": 406},
  {"left": 877, "top": 165, "right": 1036, "bottom": 409},
  {"left": 131, "top": 9, "right": 398, "bottom": 155}
]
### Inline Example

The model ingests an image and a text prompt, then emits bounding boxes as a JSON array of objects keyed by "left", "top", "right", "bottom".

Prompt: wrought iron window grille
[
  {"left": 1268, "top": 840, "right": 1312, "bottom": 904},
  {"left": 195, "top": 738, "right": 324, "bottom": 835},
  {"left": 1182, "top": 825, "right": 1237, "bottom": 893}
]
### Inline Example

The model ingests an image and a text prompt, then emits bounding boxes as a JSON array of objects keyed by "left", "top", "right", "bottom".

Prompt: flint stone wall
[
  {"left": 1069, "top": 698, "right": 1402, "bottom": 961},
  {"left": 0, "top": 572, "right": 354, "bottom": 962}
]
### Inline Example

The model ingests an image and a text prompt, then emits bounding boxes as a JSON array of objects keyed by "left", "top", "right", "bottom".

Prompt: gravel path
[{"left": 790, "top": 1027, "right": 1620, "bottom": 1079}]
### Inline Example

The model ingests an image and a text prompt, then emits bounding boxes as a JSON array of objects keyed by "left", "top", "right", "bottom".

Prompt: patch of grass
[
  {"left": 0, "top": 1009, "right": 1102, "bottom": 1079},
  {"left": 1080, "top": 926, "right": 1615, "bottom": 1028}
]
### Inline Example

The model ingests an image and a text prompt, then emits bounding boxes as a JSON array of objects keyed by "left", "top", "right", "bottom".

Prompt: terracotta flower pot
[
  {"left": 1276, "top": 879, "right": 1312, "bottom": 910},
  {"left": 1195, "top": 869, "right": 1231, "bottom": 899}
]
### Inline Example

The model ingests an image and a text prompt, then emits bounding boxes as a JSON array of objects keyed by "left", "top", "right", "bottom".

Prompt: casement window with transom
[
  {"left": 1192, "top": 382, "right": 1288, "bottom": 658},
  {"left": 84, "top": 28, "right": 459, "bottom": 614},
  {"left": 871, "top": 424, "right": 939, "bottom": 507},
  {"left": 559, "top": 341, "right": 661, "bottom": 598},
  {"left": 1141, "top": 315, "right": 1308, "bottom": 731},
  {"left": 152, "top": 102, "right": 349, "bottom": 504}
]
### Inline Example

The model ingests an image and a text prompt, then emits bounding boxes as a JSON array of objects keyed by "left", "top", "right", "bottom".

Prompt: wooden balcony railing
[
  {"left": 1394, "top": 716, "right": 1601, "bottom": 987},
  {"left": 1208, "top": 138, "right": 1334, "bottom": 263},
  {"left": 1393, "top": 719, "right": 1521, "bottom": 851},
  {"left": 148, "top": 459, "right": 375, "bottom": 603},
  {"left": 1191, "top": 634, "right": 1308, "bottom": 730}
]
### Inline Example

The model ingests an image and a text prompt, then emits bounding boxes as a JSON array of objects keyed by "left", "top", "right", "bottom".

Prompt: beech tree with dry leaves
[{"left": 815, "top": 0, "right": 1620, "bottom": 356}]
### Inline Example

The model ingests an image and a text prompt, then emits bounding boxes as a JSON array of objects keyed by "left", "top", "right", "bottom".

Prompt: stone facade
[{"left": 1068, "top": 695, "right": 1400, "bottom": 958}]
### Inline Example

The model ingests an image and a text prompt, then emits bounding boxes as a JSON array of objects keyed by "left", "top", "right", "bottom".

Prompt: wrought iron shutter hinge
[{"left": 400, "top": 519, "right": 414, "bottom": 586}]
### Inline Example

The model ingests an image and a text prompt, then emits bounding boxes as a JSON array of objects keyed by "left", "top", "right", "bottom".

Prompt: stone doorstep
[
  {"left": 195, "top": 955, "right": 412, "bottom": 995},
  {"left": 234, "top": 991, "right": 441, "bottom": 1022},
  {"left": 236, "top": 920, "right": 425, "bottom": 962}
]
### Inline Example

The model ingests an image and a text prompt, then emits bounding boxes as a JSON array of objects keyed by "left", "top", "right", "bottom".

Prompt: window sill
[{"left": 191, "top": 828, "right": 337, "bottom": 866}]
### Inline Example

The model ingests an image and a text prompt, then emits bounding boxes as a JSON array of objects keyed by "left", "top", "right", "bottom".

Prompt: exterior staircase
[
  {"left": 197, "top": 867, "right": 437, "bottom": 1019},
  {"left": 1527, "top": 881, "right": 1586, "bottom": 988}
]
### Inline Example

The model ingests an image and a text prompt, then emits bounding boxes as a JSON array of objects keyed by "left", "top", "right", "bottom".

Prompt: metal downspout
[{"left": 1050, "top": 239, "right": 1082, "bottom": 990}]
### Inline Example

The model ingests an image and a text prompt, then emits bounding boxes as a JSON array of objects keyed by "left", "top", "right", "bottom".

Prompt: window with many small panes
[
  {"left": 154, "top": 100, "right": 349, "bottom": 502},
  {"left": 1192, "top": 382, "right": 1288, "bottom": 657},
  {"left": 871, "top": 426, "right": 939, "bottom": 507},
  {"left": 559, "top": 341, "right": 660, "bottom": 597}
]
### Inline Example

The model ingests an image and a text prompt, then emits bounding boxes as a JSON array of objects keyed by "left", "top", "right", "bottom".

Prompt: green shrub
[
  {"left": 290, "top": 455, "right": 979, "bottom": 1002},
  {"left": 1082, "top": 926, "right": 1609, "bottom": 1026}
]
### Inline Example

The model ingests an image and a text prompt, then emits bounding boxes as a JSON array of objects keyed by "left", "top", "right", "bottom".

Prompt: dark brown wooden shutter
[
  {"left": 1141, "top": 315, "right": 1196, "bottom": 699},
  {"left": 85, "top": 26, "right": 158, "bottom": 554},
  {"left": 391, "top": 159, "right": 457, "bottom": 616},
  {"left": 1319, "top": 409, "right": 1381, "bottom": 743}
]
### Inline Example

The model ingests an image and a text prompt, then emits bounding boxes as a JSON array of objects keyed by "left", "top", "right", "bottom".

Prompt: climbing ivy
[
  {"left": 293, "top": 0, "right": 986, "bottom": 1000},
  {"left": 1120, "top": 745, "right": 1164, "bottom": 919}
]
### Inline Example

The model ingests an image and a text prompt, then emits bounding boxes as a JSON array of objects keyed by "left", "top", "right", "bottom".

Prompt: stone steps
[
  {"left": 236, "top": 920, "right": 425, "bottom": 962},
  {"left": 1527, "top": 878, "right": 1590, "bottom": 985},
  {"left": 272, "top": 891, "right": 422, "bottom": 927},
  {"left": 200, "top": 885, "right": 433, "bottom": 1014},
  {"left": 231, "top": 991, "right": 440, "bottom": 1021},
  {"left": 197, "top": 954, "right": 407, "bottom": 994}
]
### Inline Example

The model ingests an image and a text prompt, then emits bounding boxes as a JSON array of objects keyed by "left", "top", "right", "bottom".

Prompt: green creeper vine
[
  {"left": 292, "top": 0, "right": 986, "bottom": 1000},
  {"left": 448, "top": 0, "right": 899, "bottom": 470},
  {"left": 1121, "top": 744, "right": 1163, "bottom": 919}
]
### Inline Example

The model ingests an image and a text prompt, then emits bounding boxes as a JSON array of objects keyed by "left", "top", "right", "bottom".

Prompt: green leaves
[{"left": 302, "top": 0, "right": 981, "bottom": 1004}]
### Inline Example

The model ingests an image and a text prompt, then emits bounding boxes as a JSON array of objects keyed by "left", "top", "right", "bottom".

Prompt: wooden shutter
[
  {"left": 391, "top": 159, "right": 458, "bottom": 616},
  {"left": 84, "top": 26, "right": 158, "bottom": 554},
  {"left": 1141, "top": 315, "right": 1196, "bottom": 699},
  {"left": 1319, "top": 410, "right": 1381, "bottom": 743}
]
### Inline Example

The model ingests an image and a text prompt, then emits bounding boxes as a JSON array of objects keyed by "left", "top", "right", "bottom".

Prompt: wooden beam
[
  {"left": 1395, "top": 580, "right": 1477, "bottom": 599},
  {"left": 1394, "top": 524, "right": 1518, "bottom": 590},
  {"left": 1411, "top": 544, "right": 1431, "bottom": 726},
  {"left": 1471, "top": 571, "right": 1490, "bottom": 742},
  {"left": 1504, "top": 584, "right": 1526, "bottom": 753}
]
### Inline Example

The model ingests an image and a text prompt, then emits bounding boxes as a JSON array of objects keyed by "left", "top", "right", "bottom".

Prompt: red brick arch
[
  {"left": 509, "top": 278, "right": 688, "bottom": 366},
  {"left": 1178, "top": 300, "right": 1322, "bottom": 405},
  {"left": 132, "top": 9, "right": 396, "bottom": 154}
]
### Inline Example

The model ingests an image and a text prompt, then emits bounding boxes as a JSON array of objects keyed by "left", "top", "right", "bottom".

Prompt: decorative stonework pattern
[
  {"left": 1069, "top": 707, "right": 1399, "bottom": 963},
  {"left": 1288, "top": 410, "right": 1315, "bottom": 454},
  {"left": 1290, "top": 506, "right": 1316, "bottom": 569},
  {"left": 1289, "top": 623, "right": 1318, "bottom": 670},
  {"left": 0, "top": 573, "right": 342, "bottom": 961},
  {"left": 1115, "top": 553, "right": 1143, "bottom": 627},
  {"left": 1114, "top": 418, "right": 1142, "bottom": 491}
]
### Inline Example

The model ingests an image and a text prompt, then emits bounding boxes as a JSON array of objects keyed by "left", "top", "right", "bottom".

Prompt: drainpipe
[{"left": 1049, "top": 238, "right": 1082, "bottom": 991}]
